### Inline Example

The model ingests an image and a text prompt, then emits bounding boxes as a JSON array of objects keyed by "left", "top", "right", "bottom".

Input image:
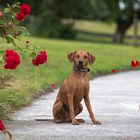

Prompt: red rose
[
  {"left": 16, "top": 12, "right": 25, "bottom": 21},
  {"left": 4, "top": 50, "right": 20, "bottom": 70},
  {"left": 131, "top": 60, "right": 139, "bottom": 67},
  {"left": 32, "top": 51, "right": 47, "bottom": 66},
  {"left": 112, "top": 69, "right": 119, "bottom": 73},
  {"left": 0, "top": 120, "right": 5, "bottom": 131},
  {"left": 20, "top": 4, "right": 31, "bottom": 16}
]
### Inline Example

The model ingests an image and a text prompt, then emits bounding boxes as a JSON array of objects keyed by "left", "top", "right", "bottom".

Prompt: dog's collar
[{"left": 73, "top": 65, "right": 90, "bottom": 72}]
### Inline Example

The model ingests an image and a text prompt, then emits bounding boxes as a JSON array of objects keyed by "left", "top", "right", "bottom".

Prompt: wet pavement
[{"left": 1, "top": 70, "right": 140, "bottom": 140}]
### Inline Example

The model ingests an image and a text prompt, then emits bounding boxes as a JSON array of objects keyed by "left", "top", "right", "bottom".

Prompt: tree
[
  {"left": 21, "top": 0, "right": 93, "bottom": 39},
  {"left": 45, "top": 0, "right": 92, "bottom": 19},
  {"left": 90, "top": 0, "right": 140, "bottom": 44},
  {"left": 28, "top": 0, "right": 140, "bottom": 43},
  {"left": 3, "top": 0, "right": 140, "bottom": 43},
  {"left": 35, "top": 0, "right": 93, "bottom": 38}
]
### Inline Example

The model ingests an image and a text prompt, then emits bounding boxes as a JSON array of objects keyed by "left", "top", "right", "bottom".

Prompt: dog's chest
[
  {"left": 78, "top": 77, "right": 88, "bottom": 86},
  {"left": 74, "top": 78, "right": 88, "bottom": 100},
  {"left": 75, "top": 77, "right": 88, "bottom": 89}
]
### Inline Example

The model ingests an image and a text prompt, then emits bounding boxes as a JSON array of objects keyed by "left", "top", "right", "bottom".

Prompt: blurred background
[{"left": 1, "top": 0, "right": 140, "bottom": 45}]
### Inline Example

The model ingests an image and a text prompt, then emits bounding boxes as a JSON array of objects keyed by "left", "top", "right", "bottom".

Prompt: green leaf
[
  {"left": 12, "top": 4, "right": 18, "bottom": 9},
  {"left": 18, "top": 48, "right": 27, "bottom": 61},
  {"left": 7, "top": 4, "right": 11, "bottom": 8},
  {"left": 6, "top": 35, "right": 17, "bottom": 47},
  {"left": 19, "top": 26, "right": 28, "bottom": 32},
  {"left": 30, "top": 52, "right": 37, "bottom": 59},
  {"left": 6, "top": 36, "right": 14, "bottom": 44},
  {"left": 0, "top": 50, "right": 4, "bottom": 55},
  {"left": 17, "top": 26, "right": 29, "bottom": 36},
  {"left": 28, "top": 45, "right": 34, "bottom": 50},
  {"left": 4, "top": 8, "right": 10, "bottom": 13}
]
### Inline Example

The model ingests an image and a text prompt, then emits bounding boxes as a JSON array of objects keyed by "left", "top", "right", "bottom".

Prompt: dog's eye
[
  {"left": 75, "top": 55, "right": 80, "bottom": 58},
  {"left": 84, "top": 56, "right": 88, "bottom": 59}
]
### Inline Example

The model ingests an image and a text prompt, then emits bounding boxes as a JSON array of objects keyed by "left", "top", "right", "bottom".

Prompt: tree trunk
[
  {"left": 133, "top": 13, "right": 138, "bottom": 46},
  {"left": 113, "top": 17, "right": 133, "bottom": 44}
]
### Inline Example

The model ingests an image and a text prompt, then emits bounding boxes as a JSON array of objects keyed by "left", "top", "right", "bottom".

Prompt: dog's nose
[{"left": 79, "top": 61, "right": 83, "bottom": 65}]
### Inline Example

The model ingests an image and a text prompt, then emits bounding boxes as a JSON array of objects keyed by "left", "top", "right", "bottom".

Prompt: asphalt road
[{"left": 1, "top": 70, "right": 140, "bottom": 140}]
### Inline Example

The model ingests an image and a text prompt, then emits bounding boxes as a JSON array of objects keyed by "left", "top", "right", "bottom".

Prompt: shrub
[{"left": 31, "top": 15, "right": 77, "bottom": 39}]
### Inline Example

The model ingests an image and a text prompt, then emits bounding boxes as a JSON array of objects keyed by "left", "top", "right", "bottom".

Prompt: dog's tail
[{"left": 35, "top": 118, "right": 54, "bottom": 121}]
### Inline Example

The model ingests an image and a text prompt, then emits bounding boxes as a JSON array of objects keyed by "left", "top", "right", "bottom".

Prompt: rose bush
[
  {"left": 0, "top": 2, "right": 47, "bottom": 139},
  {"left": 0, "top": 2, "right": 47, "bottom": 71}
]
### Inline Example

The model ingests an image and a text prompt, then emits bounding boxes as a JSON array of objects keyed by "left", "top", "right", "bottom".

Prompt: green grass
[
  {"left": 74, "top": 20, "right": 115, "bottom": 34},
  {"left": 75, "top": 20, "right": 140, "bottom": 36},
  {"left": 74, "top": 20, "right": 140, "bottom": 44},
  {"left": 0, "top": 36, "right": 140, "bottom": 118}
]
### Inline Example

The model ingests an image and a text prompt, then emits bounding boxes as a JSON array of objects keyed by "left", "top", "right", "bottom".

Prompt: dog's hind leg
[
  {"left": 53, "top": 100, "right": 63, "bottom": 123},
  {"left": 74, "top": 103, "right": 85, "bottom": 123}
]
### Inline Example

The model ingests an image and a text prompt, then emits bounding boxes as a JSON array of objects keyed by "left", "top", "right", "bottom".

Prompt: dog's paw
[
  {"left": 76, "top": 118, "right": 85, "bottom": 123},
  {"left": 55, "top": 119, "right": 62, "bottom": 123},
  {"left": 72, "top": 119, "right": 80, "bottom": 125},
  {"left": 92, "top": 119, "right": 101, "bottom": 125}
]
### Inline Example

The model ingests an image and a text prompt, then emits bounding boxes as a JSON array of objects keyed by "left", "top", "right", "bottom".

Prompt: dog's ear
[
  {"left": 87, "top": 52, "right": 95, "bottom": 65},
  {"left": 67, "top": 51, "right": 76, "bottom": 63}
]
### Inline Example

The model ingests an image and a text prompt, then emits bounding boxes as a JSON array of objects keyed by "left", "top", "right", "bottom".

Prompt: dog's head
[{"left": 67, "top": 50, "right": 95, "bottom": 68}]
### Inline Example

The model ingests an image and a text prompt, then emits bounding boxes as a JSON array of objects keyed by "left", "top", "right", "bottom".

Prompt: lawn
[
  {"left": 74, "top": 20, "right": 115, "bottom": 34},
  {"left": 75, "top": 20, "right": 140, "bottom": 36},
  {"left": 74, "top": 20, "right": 140, "bottom": 44},
  {"left": 0, "top": 36, "right": 140, "bottom": 118}
]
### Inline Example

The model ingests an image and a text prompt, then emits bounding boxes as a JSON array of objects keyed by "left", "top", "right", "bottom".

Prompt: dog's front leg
[
  {"left": 84, "top": 95, "right": 101, "bottom": 125},
  {"left": 67, "top": 94, "right": 80, "bottom": 125}
]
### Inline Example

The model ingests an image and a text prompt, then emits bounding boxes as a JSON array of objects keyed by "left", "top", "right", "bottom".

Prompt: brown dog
[{"left": 53, "top": 50, "right": 101, "bottom": 125}]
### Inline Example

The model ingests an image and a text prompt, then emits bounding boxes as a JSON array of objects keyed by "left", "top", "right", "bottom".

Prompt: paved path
[{"left": 1, "top": 70, "right": 140, "bottom": 140}]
